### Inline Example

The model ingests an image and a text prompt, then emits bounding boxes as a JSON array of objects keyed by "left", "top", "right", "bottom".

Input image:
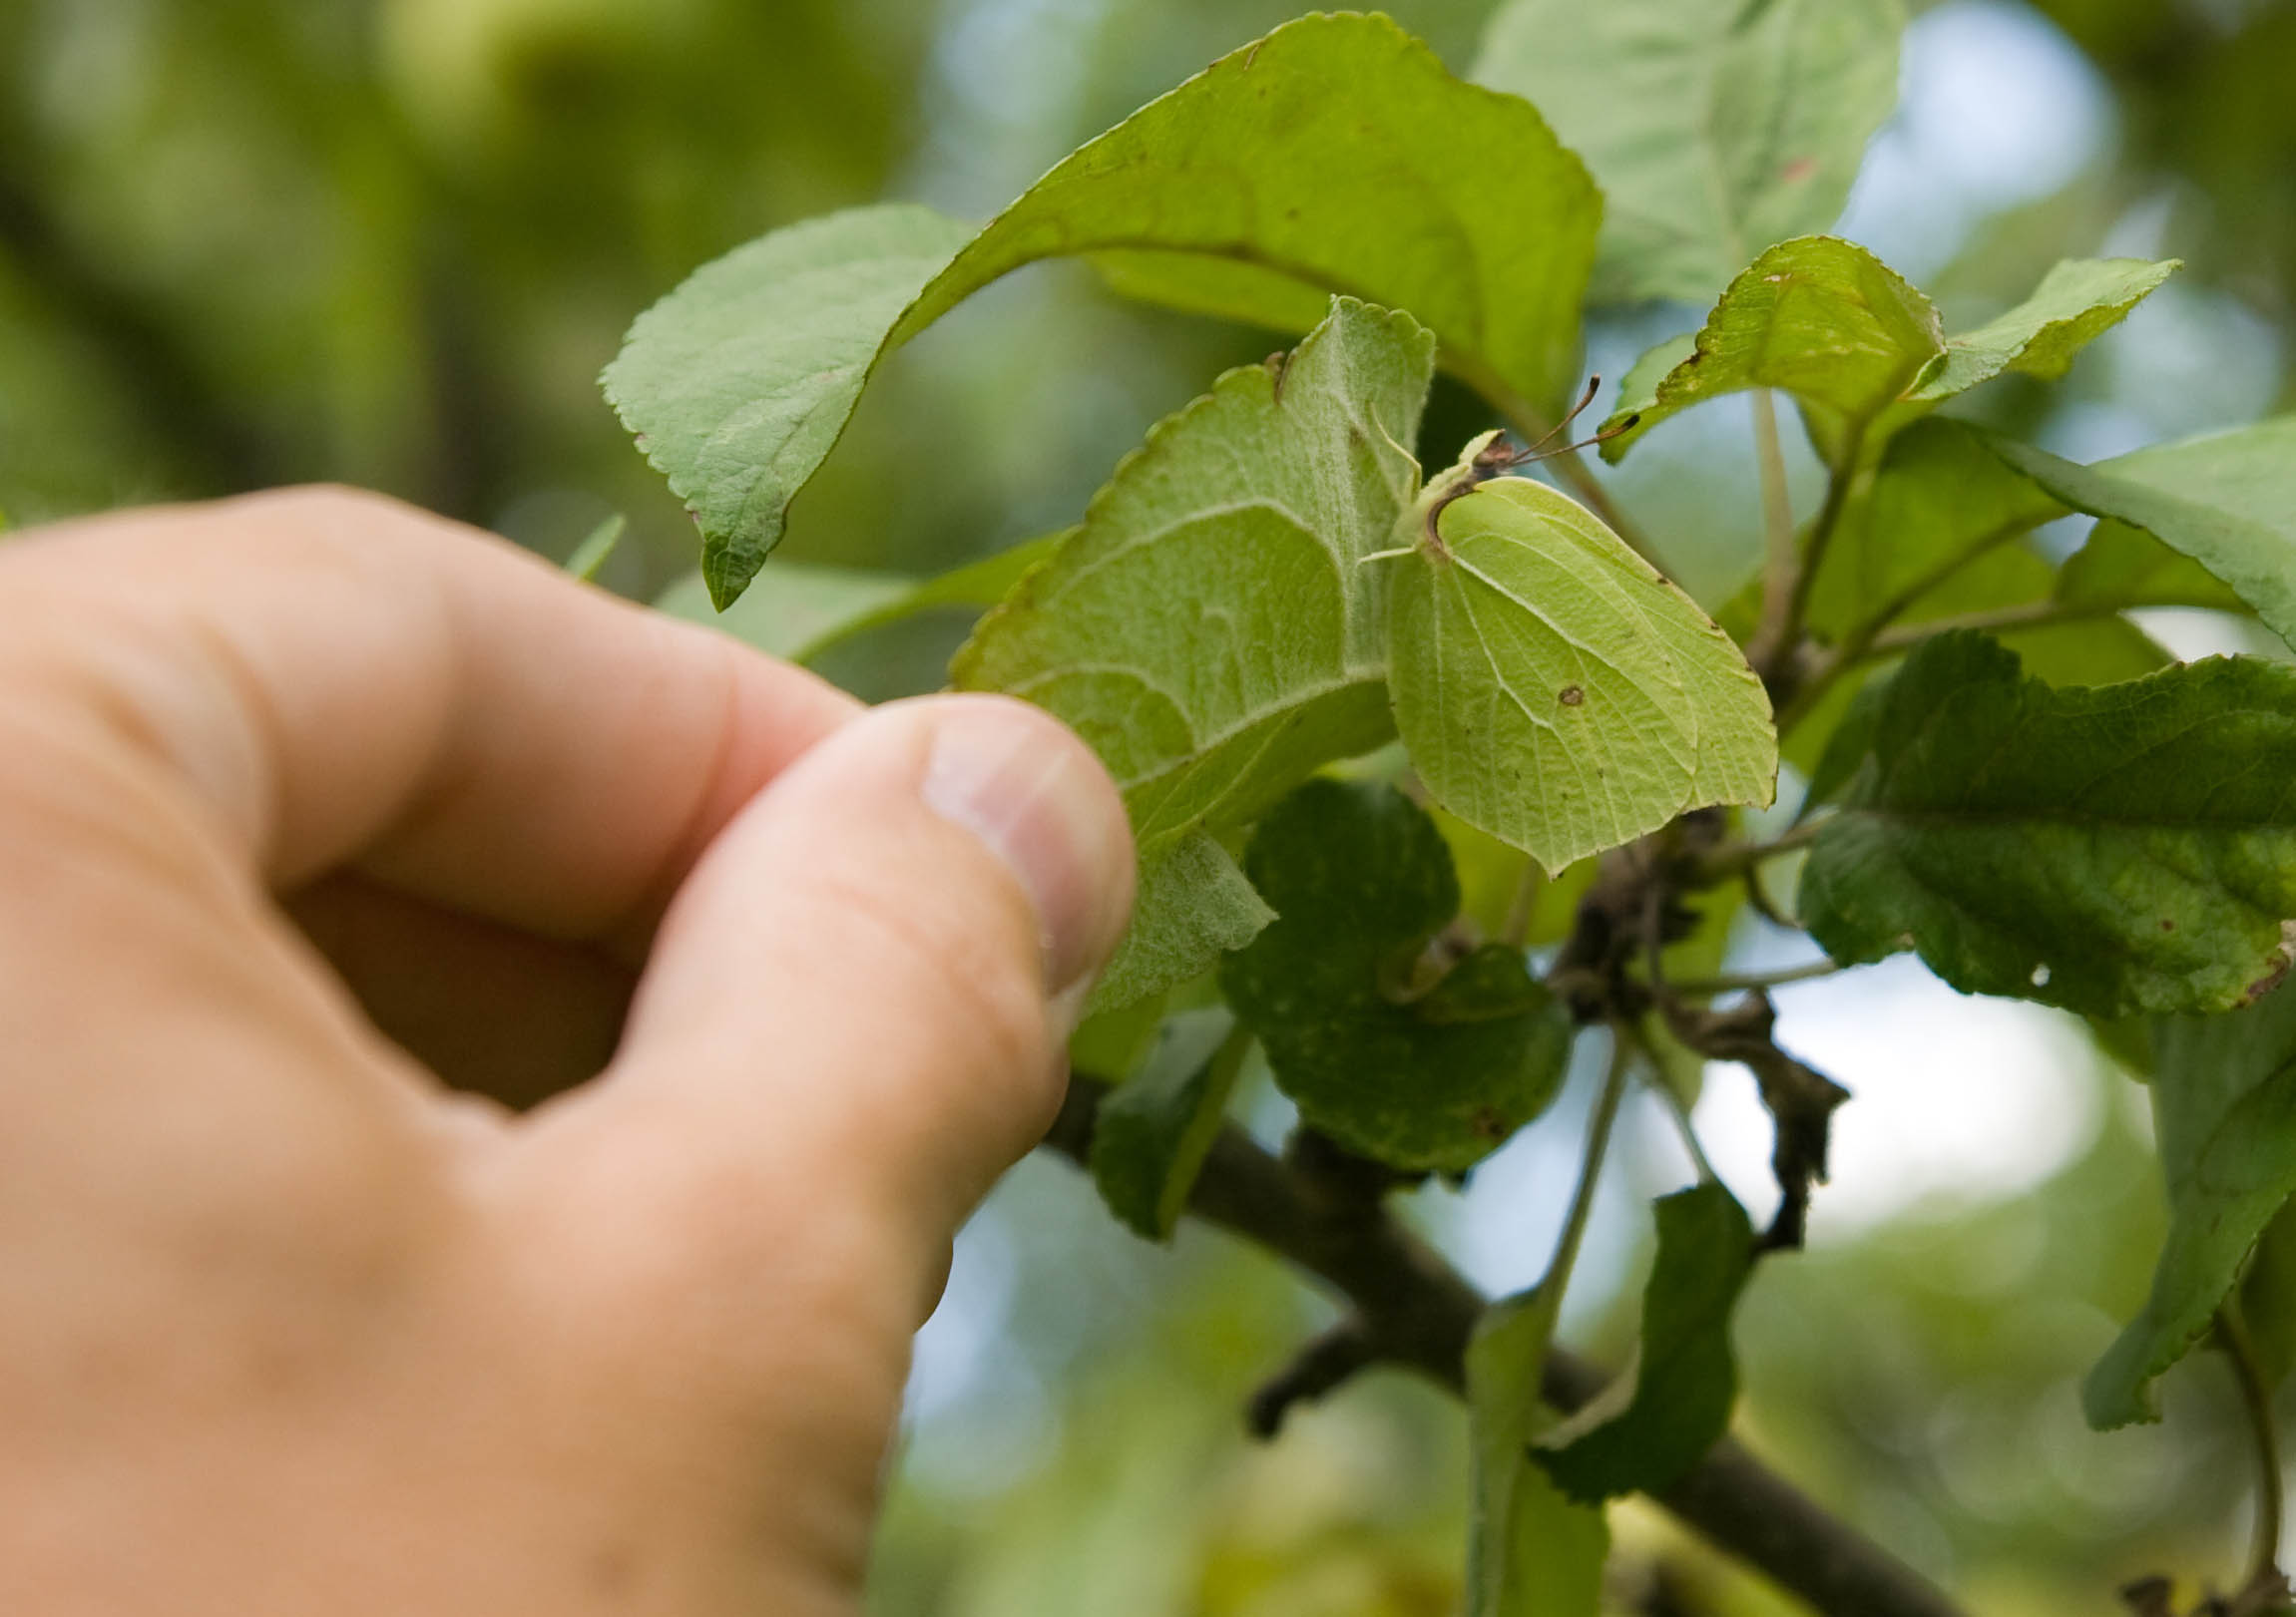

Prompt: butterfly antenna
[{"left": 1478, "top": 375, "right": 1607, "bottom": 474}]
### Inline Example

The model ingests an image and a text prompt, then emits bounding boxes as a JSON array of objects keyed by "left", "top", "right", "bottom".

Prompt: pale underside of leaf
[
  {"left": 1473, "top": 0, "right": 1902, "bottom": 305},
  {"left": 1987, "top": 418, "right": 2296, "bottom": 652},
  {"left": 958, "top": 297, "right": 1437, "bottom": 1008},
  {"left": 1088, "top": 833, "right": 1273, "bottom": 1016},
  {"left": 1899, "top": 255, "right": 2179, "bottom": 406},
  {"left": 1391, "top": 477, "right": 1775, "bottom": 874}
]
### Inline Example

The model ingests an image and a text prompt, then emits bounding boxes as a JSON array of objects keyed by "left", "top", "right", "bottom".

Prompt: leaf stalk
[
  {"left": 2219, "top": 1302, "right": 2286, "bottom": 1591},
  {"left": 1684, "top": 820, "right": 1823, "bottom": 886},
  {"left": 1750, "top": 388, "right": 1798, "bottom": 641}
]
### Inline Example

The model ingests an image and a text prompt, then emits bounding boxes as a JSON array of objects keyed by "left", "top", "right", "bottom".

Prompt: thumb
[{"left": 524, "top": 693, "right": 1134, "bottom": 1301}]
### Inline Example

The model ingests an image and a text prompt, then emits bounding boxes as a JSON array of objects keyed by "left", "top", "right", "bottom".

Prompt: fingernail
[{"left": 919, "top": 697, "right": 1135, "bottom": 998}]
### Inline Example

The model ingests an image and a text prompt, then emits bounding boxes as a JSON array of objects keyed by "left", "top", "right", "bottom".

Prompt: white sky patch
[
  {"left": 1836, "top": 0, "right": 2113, "bottom": 283},
  {"left": 1690, "top": 956, "right": 2106, "bottom": 1239}
]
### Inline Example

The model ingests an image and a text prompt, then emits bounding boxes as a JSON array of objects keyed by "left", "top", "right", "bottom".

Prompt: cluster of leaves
[{"left": 608, "top": 4, "right": 2296, "bottom": 1611}]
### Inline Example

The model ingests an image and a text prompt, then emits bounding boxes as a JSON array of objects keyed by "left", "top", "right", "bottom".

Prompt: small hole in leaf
[
  {"left": 1558, "top": 685, "right": 1585, "bottom": 706},
  {"left": 2031, "top": 964, "right": 2053, "bottom": 988}
]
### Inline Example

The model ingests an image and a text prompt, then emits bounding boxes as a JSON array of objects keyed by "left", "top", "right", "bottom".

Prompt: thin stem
[
  {"left": 1669, "top": 959, "right": 1844, "bottom": 997},
  {"left": 1686, "top": 820, "right": 1824, "bottom": 886},
  {"left": 1618, "top": 1021, "right": 1719, "bottom": 1183},
  {"left": 2220, "top": 1302, "right": 2286, "bottom": 1587},
  {"left": 1750, "top": 389, "right": 1798, "bottom": 645},
  {"left": 1865, "top": 597, "right": 2125, "bottom": 655},
  {"left": 1501, "top": 857, "right": 1545, "bottom": 948},
  {"left": 1548, "top": 1034, "right": 1635, "bottom": 1291},
  {"left": 1834, "top": 520, "right": 2038, "bottom": 662},
  {"left": 1784, "top": 596, "right": 2149, "bottom": 739},
  {"left": 1741, "top": 862, "right": 1796, "bottom": 929},
  {"left": 1754, "top": 433, "right": 1866, "bottom": 685},
  {"left": 1776, "top": 518, "right": 2044, "bottom": 738}
]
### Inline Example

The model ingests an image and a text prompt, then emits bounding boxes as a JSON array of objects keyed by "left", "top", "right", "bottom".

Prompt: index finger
[{"left": 0, "top": 487, "right": 859, "bottom": 946}]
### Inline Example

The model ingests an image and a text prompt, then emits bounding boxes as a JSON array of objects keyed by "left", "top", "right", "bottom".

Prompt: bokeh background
[{"left": 7, "top": 0, "right": 2296, "bottom": 1610}]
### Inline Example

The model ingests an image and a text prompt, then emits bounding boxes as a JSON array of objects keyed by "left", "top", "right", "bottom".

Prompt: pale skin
[{"left": 0, "top": 488, "right": 1137, "bottom": 1615}]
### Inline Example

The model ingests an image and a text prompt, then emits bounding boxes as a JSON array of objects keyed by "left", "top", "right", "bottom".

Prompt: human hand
[{"left": 0, "top": 489, "right": 1134, "bottom": 1615}]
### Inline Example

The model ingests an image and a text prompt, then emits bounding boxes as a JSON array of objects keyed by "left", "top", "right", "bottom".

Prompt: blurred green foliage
[{"left": 6, "top": 0, "right": 2294, "bottom": 1610}]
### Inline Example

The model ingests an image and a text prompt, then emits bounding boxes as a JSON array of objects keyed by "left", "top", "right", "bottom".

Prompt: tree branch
[
  {"left": 1683, "top": 820, "right": 1823, "bottom": 887},
  {"left": 1043, "top": 1074, "right": 1968, "bottom": 1617},
  {"left": 1245, "top": 1319, "right": 1375, "bottom": 1437},
  {"left": 1668, "top": 959, "right": 1843, "bottom": 997}
]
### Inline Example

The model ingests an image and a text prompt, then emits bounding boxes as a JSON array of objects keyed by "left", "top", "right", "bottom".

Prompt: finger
[
  {"left": 0, "top": 488, "right": 858, "bottom": 947},
  {"left": 517, "top": 694, "right": 1134, "bottom": 1314},
  {"left": 283, "top": 873, "right": 636, "bottom": 1108}
]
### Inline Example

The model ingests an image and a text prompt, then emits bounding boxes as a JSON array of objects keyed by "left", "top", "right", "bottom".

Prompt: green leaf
[
  {"left": 2085, "top": 983, "right": 2296, "bottom": 1426},
  {"left": 607, "top": 205, "right": 977, "bottom": 606},
  {"left": 1800, "top": 417, "right": 2066, "bottom": 644},
  {"left": 1752, "top": 417, "right": 2163, "bottom": 771},
  {"left": 2058, "top": 521, "right": 2248, "bottom": 617},
  {"left": 1467, "top": 1288, "right": 1608, "bottom": 1617},
  {"left": 1602, "top": 237, "right": 1942, "bottom": 467},
  {"left": 655, "top": 559, "right": 915, "bottom": 659},
  {"left": 655, "top": 537, "right": 1066, "bottom": 702},
  {"left": 1895, "top": 255, "right": 2178, "bottom": 408},
  {"left": 1724, "top": 415, "right": 2170, "bottom": 734},
  {"left": 1537, "top": 1183, "right": 1754, "bottom": 1502},
  {"left": 958, "top": 297, "right": 1435, "bottom": 1010},
  {"left": 1388, "top": 467, "right": 1776, "bottom": 875},
  {"left": 1067, "top": 991, "right": 1172, "bottom": 1084},
  {"left": 1220, "top": 779, "right": 1575, "bottom": 1173},
  {"left": 2240, "top": 1196, "right": 2296, "bottom": 1394},
  {"left": 564, "top": 513, "right": 625, "bottom": 583},
  {"left": 1474, "top": 0, "right": 1902, "bottom": 305},
  {"left": 1604, "top": 247, "right": 2173, "bottom": 468},
  {"left": 1075, "top": 13, "right": 1599, "bottom": 418},
  {"left": 1609, "top": 332, "right": 1694, "bottom": 428},
  {"left": 792, "top": 534, "right": 1063, "bottom": 665},
  {"left": 608, "top": 14, "right": 1599, "bottom": 606},
  {"left": 1638, "top": 886, "right": 1744, "bottom": 1108},
  {"left": 1801, "top": 671, "right": 1889, "bottom": 813},
  {"left": 1987, "top": 417, "right": 2296, "bottom": 651},
  {"left": 1090, "top": 834, "right": 1274, "bottom": 1017},
  {"left": 1801, "top": 632, "right": 2296, "bottom": 1016},
  {"left": 1089, "top": 1009, "right": 1250, "bottom": 1241}
]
